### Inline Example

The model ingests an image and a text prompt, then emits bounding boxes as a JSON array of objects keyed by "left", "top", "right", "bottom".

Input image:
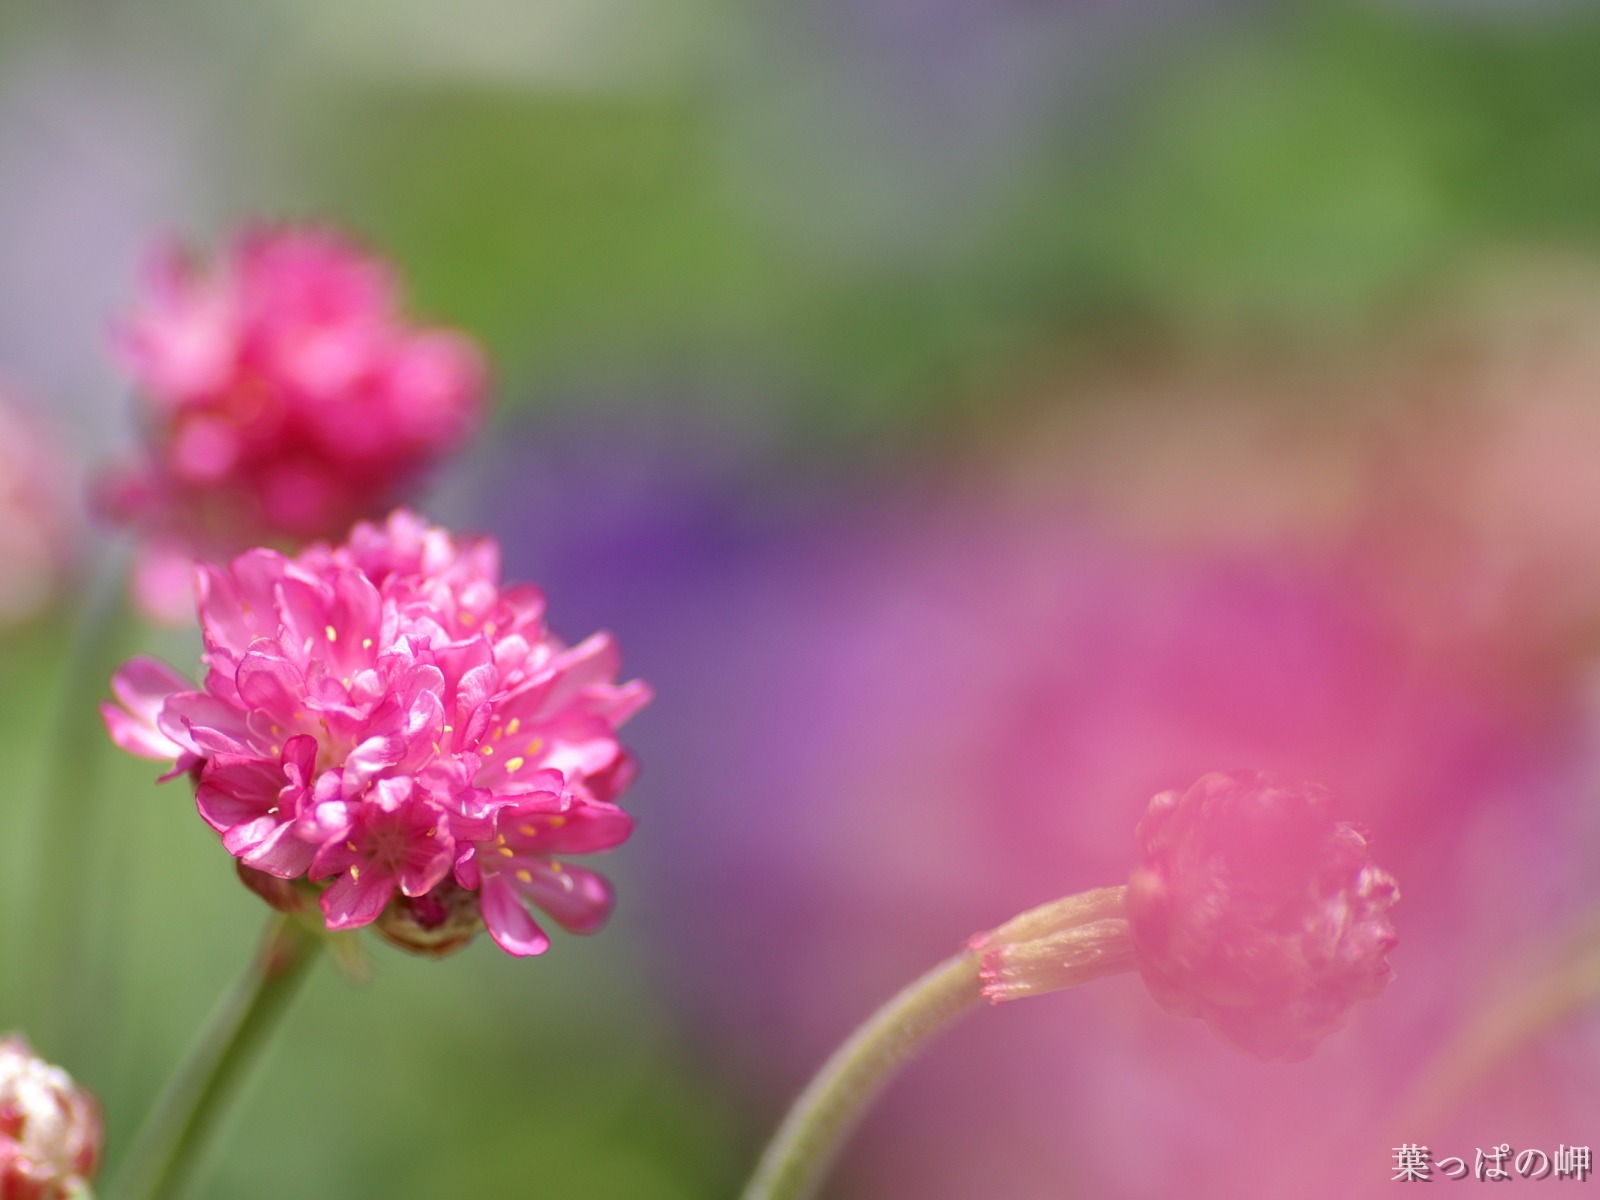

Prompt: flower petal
[
  {"left": 511, "top": 861, "right": 615, "bottom": 935},
  {"left": 479, "top": 877, "right": 550, "bottom": 956},
  {"left": 102, "top": 656, "right": 192, "bottom": 760},
  {"left": 319, "top": 867, "right": 396, "bottom": 930}
]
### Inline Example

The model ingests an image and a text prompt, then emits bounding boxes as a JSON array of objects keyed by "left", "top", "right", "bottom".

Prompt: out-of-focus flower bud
[
  {"left": 0, "top": 1035, "right": 101, "bottom": 1200},
  {"left": 1127, "top": 770, "right": 1399, "bottom": 1061},
  {"left": 970, "top": 771, "right": 1397, "bottom": 1062}
]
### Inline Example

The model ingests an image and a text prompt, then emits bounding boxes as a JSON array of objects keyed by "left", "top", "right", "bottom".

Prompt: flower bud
[
  {"left": 374, "top": 880, "right": 484, "bottom": 958},
  {"left": 235, "top": 861, "right": 309, "bottom": 914},
  {"left": 1127, "top": 770, "right": 1399, "bottom": 1061},
  {"left": 0, "top": 1036, "right": 101, "bottom": 1200}
]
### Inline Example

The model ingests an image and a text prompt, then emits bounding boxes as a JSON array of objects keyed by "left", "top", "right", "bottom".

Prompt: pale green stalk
[
  {"left": 740, "top": 887, "right": 1135, "bottom": 1200},
  {"left": 108, "top": 916, "right": 323, "bottom": 1200}
]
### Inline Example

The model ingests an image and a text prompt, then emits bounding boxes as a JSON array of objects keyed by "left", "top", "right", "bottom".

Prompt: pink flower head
[
  {"left": 102, "top": 509, "right": 650, "bottom": 957},
  {"left": 1127, "top": 770, "right": 1399, "bottom": 1062},
  {"left": 0, "top": 1036, "right": 101, "bottom": 1200},
  {"left": 97, "top": 224, "right": 485, "bottom": 620}
]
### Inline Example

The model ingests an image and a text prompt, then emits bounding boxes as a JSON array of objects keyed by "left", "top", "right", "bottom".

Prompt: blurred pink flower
[
  {"left": 1351, "top": 291, "right": 1600, "bottom": 675},
  {"left": 102, "top": 509, "right": 649, "bottom": 957},
  {"left": 0, "top": 385, "right": 79, "bottom": 626},
  {"left": 0, "top": 1035, "right": 100, "bottom": 1200},
  {"left": 96, "top": 224, "right": 485, "bottom": 620},
  {"left": 1127, "top": 770, "right": 1398, "bottom": 1062}
]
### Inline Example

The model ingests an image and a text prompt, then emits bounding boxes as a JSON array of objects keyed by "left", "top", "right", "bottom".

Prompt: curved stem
[
  {"left": 739, "top": 950, "right": 984, "bottom": 1200},
  {"left": 108, "top": 916, "right": 323, "bottom": 1200},
  {"left": 739, "top": 886, "right": 1135, "bottom": 1200}
]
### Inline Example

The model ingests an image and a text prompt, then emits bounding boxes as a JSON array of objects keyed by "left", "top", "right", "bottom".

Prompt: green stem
[
  {"left": 25, "top": 548, "right": 132, "bottom": 1043},
  {"left": 739, "top": 951, "right": 984, "bottom": 1200},
  {"left": 108, "top": 916, "right": 323, "bottom": 1200},
  {"left": 739, "top": 887, "right": 1135, "bottom": 1200}
]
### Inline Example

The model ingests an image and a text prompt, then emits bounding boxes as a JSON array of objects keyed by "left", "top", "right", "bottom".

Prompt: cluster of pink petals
[
  {"left": 96, "top": 224, "right": 484, "bottom": 619},
  {"left": 103, "top": 510, "right": 649, "bottom": 957},
  {"left": 0, "top": 1036, "right": 101, "bottom": 1200}
]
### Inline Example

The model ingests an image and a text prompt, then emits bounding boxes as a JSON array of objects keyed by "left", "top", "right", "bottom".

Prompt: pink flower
[
  {"left": 103, "top": 509, "right": 650, "bottom": 957},
  {"left": 0, "top": 384, "right": 79, "bottom": 627},
  {"left": 96, "top": 224, "right": 485, "bottom": 620},
  {"left": 0, "top": 1036, "right": 101, "bottom": 1200},
  {"left": 1127, "top": 770, "right": 1399, "bottom": 1061}
]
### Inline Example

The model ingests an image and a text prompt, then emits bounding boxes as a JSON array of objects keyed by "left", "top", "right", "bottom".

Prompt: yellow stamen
[
  {"left": 498, "top": 846, "right": 514, "bottom": 858},
  {"left": 507, "top": 718, "right": 521, "bottom": 735},
  {"left": 504, "top": 756, "right": 525, "bottom": 773},
  {"left": 516, "top": 869, "right": 533, "bottom": 883},
  {"left": 350, "top": 865, "right": 361, "bottom": 880},
  {"left": 325, "top": 625, "right": 338, "bottom": 642}
]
